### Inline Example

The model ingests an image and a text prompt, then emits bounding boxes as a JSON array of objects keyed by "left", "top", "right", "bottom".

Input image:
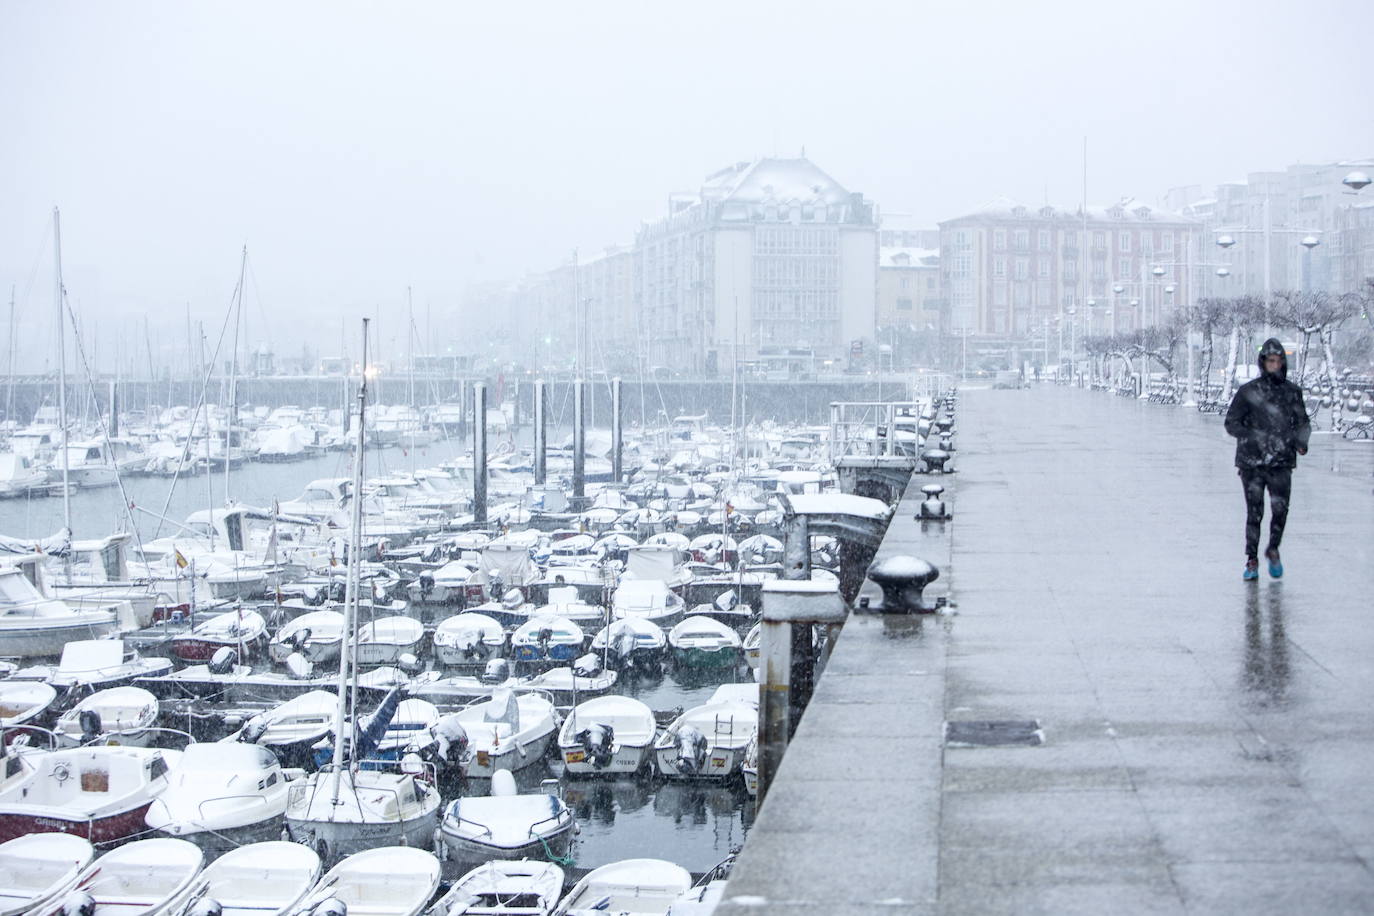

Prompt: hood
[{"left": 1257, "top": 338, "right": 1288, "bottom": 380}]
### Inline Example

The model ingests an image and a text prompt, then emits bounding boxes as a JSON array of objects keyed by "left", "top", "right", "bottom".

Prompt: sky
[{"left": 2, "top": 0, "right": 1370, "bottom": 372}]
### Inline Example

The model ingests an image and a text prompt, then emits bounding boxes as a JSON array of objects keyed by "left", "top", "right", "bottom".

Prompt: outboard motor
[
  {"left": 78, "top": 710, "right": 103, "bottom": 743},
  {"left": 674, "top": 724, "right": 709, "bottom": 775},
  {"left": 188, "top": 898, "right": 223, "bottom": 916},
  {"left": 310, "top": 898, "right": 348, "bottom": 916},
  {"left": 209, "top": 646, "right": 238, "bottom": 675},
  {"left": 452, "top": 627, "right": 482, "bottom": 660},
  {"left": 285, "top": 652, "right": 313, "bottom": 680},
  {"left": 480, "top": 658, "right": 511, "bottom": 685},
  {"left": 501, "top": 588, "right": 524, "bottom": 610},
  {"left": 432, "top": 716, "right": 470, "bottom": 765},
  {"left": 576, "top": 723, "right": 615, "bottom": 769},
  {"left": 239, "top": 714, "right": 269, "bottom": 745},
  {"left": 328, "top": 579, "right": 347, "bottom": 602},
  {"left": 60, "top": 891, "right": 96, "bottom": 916},
  {"left": 417, "top": 573, "right": 435, "bottom": 600},
  {"left": 536, "top": 627, "right": 554, "bottom": 659},
  {"left": 289, "top": 628, "right": 312, "bottom": 655},
  {"left": 572, "top": 652, "right": 602, "bottom": 678},
  {"left": 397, "top": 652, "right": 420, "bottom": 674}
]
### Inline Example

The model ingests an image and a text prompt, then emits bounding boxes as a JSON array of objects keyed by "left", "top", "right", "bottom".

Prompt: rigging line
[
  {"left": 58, "top": 287, "right": 150, "bottom": 565},
  {"left": 151, "top": 278, "right": 244, "bottom": 539},
  {"left": 244, "top": 254, "right": 275, "bottom": 351},
  {"left": 13, "top": 221, "right": 54, "bottom": 356}
]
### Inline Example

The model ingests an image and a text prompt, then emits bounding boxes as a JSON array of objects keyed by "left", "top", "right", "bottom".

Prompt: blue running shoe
[
  {"left": 1266, "top": 549, "right": 1283, "bottom": 579},
  {"left": 1243, "top": 558, "right": 1259, "bottom": 581}
]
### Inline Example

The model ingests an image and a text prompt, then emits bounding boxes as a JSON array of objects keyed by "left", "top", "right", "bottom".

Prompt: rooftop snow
[{"left": 788, "top": 494, "right": 890, "bottom": 520}]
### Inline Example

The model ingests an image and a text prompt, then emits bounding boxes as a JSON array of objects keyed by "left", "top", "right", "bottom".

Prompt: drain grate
[{"left": 945, "top": 719, "right": 1044, "bottom": 747}]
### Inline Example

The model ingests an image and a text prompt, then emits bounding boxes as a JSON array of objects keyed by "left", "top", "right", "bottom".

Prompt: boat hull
[
  {"left": 465, "top": 730, "right": 556, "bottom": 779},
  {"left": 0, "top": 619, "right": 120, "bottom": 658},
  {"left": 0, "top": 801, "right": 153, "bottom": 846},
  {"left": 439, "top": 827, "right": 572, "bottom": 870},
  {"left": 283, "top": 809, "right": 437, "bottom": 866},
  {"left": 152, "top": 813, "right": 285, "bottom": 854},
  {"left": 561, "top": 742, "right": 654, "bottom": 776}
]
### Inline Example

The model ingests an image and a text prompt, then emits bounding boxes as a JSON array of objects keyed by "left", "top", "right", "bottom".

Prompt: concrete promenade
[{"left": 719, "top": 385, "right": 1374, "bottom": 914}]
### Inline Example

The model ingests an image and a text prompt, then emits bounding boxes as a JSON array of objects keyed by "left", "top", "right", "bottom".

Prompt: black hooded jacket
[{"left": 1224, "top": 338, "right": 1310, "bottom": 469}]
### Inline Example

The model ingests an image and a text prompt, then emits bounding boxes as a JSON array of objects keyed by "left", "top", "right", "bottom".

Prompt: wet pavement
[{"left": 720, "top": 384, "right": 1374, "bottom": 915}]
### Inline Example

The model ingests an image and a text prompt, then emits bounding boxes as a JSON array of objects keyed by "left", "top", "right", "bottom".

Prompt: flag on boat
[{"left": 174, "top": 549, "right": 189, "bottom": 569}]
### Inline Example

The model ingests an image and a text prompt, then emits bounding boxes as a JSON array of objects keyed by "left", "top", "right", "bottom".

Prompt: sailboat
[{"left": 282, "top": 319, "right": 440, "bottom": 866}]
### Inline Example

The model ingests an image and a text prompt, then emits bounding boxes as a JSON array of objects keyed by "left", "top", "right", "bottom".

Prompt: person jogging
[{"left": 1224, "top": 338, "right": 1310, "bottom": 580}]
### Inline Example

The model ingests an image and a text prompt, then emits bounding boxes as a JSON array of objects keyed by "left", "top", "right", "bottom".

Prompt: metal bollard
[
  {"left": 864, "top": 555, "right": 942, "bottom": 613},
  {"left": 757, "top": 579, "right": 848, "bottom": 806},
  {"left": 922, "top": 448, "right": 951, "bottom": 473},
  {"left": 918, "top": 483, "right": 950, "bottom": 520}
]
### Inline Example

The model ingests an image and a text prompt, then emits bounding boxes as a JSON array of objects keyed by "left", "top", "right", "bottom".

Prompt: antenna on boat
[{"left": 331, "top": 317, "right": 369, "bottom": 806}]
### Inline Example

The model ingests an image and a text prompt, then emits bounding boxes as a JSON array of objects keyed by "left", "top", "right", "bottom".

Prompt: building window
[
  {"left": 1038, "top": 259, "right": 1050, "bottom": 278},
  {"left": 1038, "top": 230, "right": 1051, "bottom": 251},
  {"left": 1118, "top": 258, "right": 1131, "bottom": 278},
  {"left": 927, "top": 276, "right": 937, "bottom": 290},
  {"left": 1014, "top": 230, "right": 1029, "bottom": 250},
  {"left": 901, "top": 276, "right": 911, "bottom": 289},
  {"left": 1094, "top": 230, "right": 1106, "bottom": 248},
  {"left": 1093, "top": 261, "right": 1106, "bottom": 280},
  {"left": 1162, "top": 234, "right": 1174, "bottom": 253},
  {"left": 897, "top": 298, "right": 913, "bottom": 311},
  {"left": 993, "top": 229, "right": 1006, "bottom": 250},
  {"left": 1118, "top": 233, "right": 1131, "bottom": 253},
  {"left": 994, "top": 284, "right": 1008, "bottom": 306},
  {"left": 1014, "top": 258, "right": 1029, "bottom": 279},
  {"left": 1064, "top": 260, "right": 1077, "bottom": 280},
  {"left": 993, "top": 257, "right": 1006, "bottom": 279},
  {"left": 1141, "top": 232, "right": 1153, "bottom": 255}
]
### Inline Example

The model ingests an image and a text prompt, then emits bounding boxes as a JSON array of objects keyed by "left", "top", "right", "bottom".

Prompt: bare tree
[
  {"left": 1192, "top": 297, "right": 1232, "bottom": 400},
  {"left": 1220, "top": 294, "right": 1264, "bottom": 405}
]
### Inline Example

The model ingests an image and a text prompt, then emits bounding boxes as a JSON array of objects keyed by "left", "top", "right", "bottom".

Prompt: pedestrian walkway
[{"left": 718, "top": 385, "right": 1374, "bottom": 915}]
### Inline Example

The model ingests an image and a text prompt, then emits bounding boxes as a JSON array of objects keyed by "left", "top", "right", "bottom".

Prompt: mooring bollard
[
  {"left": 918, "top": 483, "right": 950, "bottom": 520},
  {"left": 863, "top": 555, "right": 942, "bottom": 613},
  {"left": 922, "top": 448, "right": 951, "bottom": 473},
  {"left": 757, "top": 578, "right": 848, "bottom": 807}
]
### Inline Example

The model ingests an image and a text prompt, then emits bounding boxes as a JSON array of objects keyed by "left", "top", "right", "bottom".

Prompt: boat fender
[
  {"left": 79, "top": 709, "right": 103, "bottom": 742},
  {"left": 209, "top": 647, "right": 238, "bottom": 675},
  {"left": 490, "top": 768, "right": 518, "bottom": 796},
  {"left": 60, "top": 892, "right": 96, "bottom": 916},
  {"left": 188, "top": 898, "right": 223, "bottom": 916}
]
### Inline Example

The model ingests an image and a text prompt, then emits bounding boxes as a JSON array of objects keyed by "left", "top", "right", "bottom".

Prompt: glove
[{"left": 1297, "top": 445, "right": 1308, "bottom": 456}]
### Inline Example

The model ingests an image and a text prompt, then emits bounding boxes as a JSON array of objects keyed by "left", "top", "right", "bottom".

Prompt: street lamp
[{"left": 1343, "top": 170, "right": 1372, "bottom": 193}]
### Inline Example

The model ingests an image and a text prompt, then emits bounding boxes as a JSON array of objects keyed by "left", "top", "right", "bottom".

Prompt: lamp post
[
  {"left": 1214, "top": 213, "right": 1322, "bottom": 340},
  {"left": 1066, "top": 306, "right": 1077, "bottom": 383}
]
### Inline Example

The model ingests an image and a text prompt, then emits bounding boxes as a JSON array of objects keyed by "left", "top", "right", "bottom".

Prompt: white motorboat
[
  {"left": 169, "top": 608, "right": 267, "bottom": 662},
  {"left": 557, "top": 695, "right": 657, "bottom": 776},
  {"left": 654, "top": 698, "right": 757, "bottom": 780},
  {"left": 0, "top": 833, "right": 92, "bottom": 916},
  {"left": 269, "top": 610, "right": 346, "bottom": 664},
  {"left": 0, "top": 566, "right": 118, "bottom": 658},
  {"left": 9, "top": 639, "right": 170, "bottom": 691},
  {"left": 295, "top": 846, "right": 440, "bottom": 916},
  {"left": 46, "top": 837, "right": 202, "bottom": 916},
  {"left": 589, "top": 618, "right": 666, "bottom": 670},
  {"left": 0, "top": 453, "right": 48, "bottom": 498},
  {"left": 145, "top": 743, "right": 296, "bottom": 852},
  {"left": 518, "top": 656, "right": 618, "bottom": 704},
  {"left": 226, "top": 689, "right": 337, "bottom": 769},
  {"left": 433, "top": 612, "right": 507, "bottom": 667},
  {"left": 611, "top": 580, "right": 686, "bottom": 630},
  {"left": 439, "top": 769, "right": 574, "bottom": 870},
  {"left": 428, "top": 859, "right": 564, "bottom": 916},
  {"left": 46, "top": 439, "right": 144, "bottom": 490},
  {"left": 407, "top": 559, "right": 477, "bottom": 606},
  {"left": 552, "top": 859, "right": 692, "bottom": 916},
  {"left": 0, "top": 681, "right": 57, "bottom": 731},
  {"left": 54, "top": 686, "right": 159, "bottom": 747},
  {"left": 510, "top": 614, "right": 584, "bottom": 665},
  {"left": 0, "top": 745, "right": 172, "bottom": 845},
  {"left": 667, "top": 616, "right": 742, "bottom": 669},
  {"left": 742, "top": 622, "right": 761, "bottom": 670},
  {"left": 179, "top": 841, "right": 320, "bottom": 916},
  {"left": 356, "top": 614, "right": 425, "bottom": 666},
  {"left": 453, "top": 689, "right": 559, "bottom": 779}
]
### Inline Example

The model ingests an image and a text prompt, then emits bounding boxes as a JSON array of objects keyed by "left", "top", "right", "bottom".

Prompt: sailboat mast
[
  {"left": 53, "top": 208, "right": 72, "bottom": 553},
  {"left": 5, "top": 285, "right": 15, "bottom": 442},
  {"left": 225, "top": 246, "right": 246, "bottom": 504},
  {"left": 331, "top": 317, "right": 370, "bottom": 802}
]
